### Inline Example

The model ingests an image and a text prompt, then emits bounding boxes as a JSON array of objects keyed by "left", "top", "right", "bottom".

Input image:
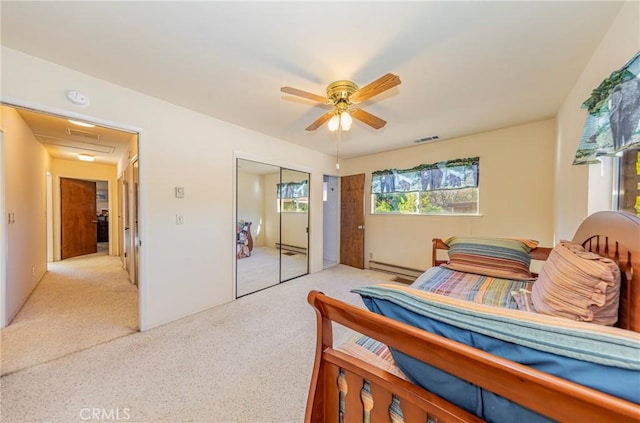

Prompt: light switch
[
  {"left": 175, "top": 186, "right": 185, "bottom": 198},
  {"left": 176, "top": 214, "right": 184, "bottom": 225}
]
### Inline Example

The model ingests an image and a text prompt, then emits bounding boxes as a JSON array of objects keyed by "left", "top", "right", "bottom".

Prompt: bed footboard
[
  {"left": 305, "top": 290, "right": 640, "bottom": 423},
  {"left": 309, "top": 348, "right": 480, "bottom": 423},
  {"left": 305, "top": 290, "right": 479, "bottom": 423}
]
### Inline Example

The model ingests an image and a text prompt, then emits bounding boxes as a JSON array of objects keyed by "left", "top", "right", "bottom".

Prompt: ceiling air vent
[
  {"left": 414, "top": 135, "right": 440, "bottom": 144},
  {"left": 65, "top": 127, "right": 102, "bottom": 141},
  {"left": 35, "top": 135, "right": 115, "bottom": 154}
]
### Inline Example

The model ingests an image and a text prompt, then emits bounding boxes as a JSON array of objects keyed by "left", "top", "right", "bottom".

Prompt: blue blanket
[{"left": 354, "top": 283, "right": 640, "bottom": 422}]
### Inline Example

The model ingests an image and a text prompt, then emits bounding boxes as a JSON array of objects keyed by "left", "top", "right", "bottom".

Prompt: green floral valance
[
  {"left": 277, "top": 180, "right": 308, "bottom": 198},
  {"left": 573, "top": 51, "right": 640, "bottom": 165},
  {"left": 371, "top": 157, "right": 479, "bottom": 194}
]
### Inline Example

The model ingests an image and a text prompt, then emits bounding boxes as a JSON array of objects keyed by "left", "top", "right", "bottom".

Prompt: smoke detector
[{"left": 66, "top": 90, "right": 90, "bottom": 106}]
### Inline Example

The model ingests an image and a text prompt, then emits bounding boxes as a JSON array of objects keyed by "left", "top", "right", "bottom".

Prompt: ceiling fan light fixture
[
  {"left": 78, "top": 153, "right": 95, "bottom": 162},
  {"left": 328, "top": 114, "right": 340, "bottom": 132},
  {"left": 282, "top": 73, "right": 400, "bottom": 132},
  {"left": 340, "top": 111, "right": 353, "bottom": 131}
]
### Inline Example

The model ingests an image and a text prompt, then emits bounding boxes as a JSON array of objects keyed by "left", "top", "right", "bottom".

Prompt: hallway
[{"left": 0, "top": 252, "right": 138, "bottom": 376}]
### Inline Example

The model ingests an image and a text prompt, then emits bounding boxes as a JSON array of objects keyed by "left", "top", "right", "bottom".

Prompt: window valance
[
  {"left": 371, "top": 157, "right": 479, "bottom": 194},
  {"left": 277, "top": 180, "right": 308, "bottom": 198},
  {"left": 573, "top": 51, "right": 640, "bottom": 165}
]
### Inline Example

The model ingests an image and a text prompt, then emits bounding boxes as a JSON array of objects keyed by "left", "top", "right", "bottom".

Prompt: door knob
[{"left": 358, "top": 225, "right": 364, "bottom": 229}]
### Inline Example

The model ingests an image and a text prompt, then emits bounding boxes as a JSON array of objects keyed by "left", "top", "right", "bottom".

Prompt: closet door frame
[{"left": 234, "top": 152, "right": 311, "bottom": 299}]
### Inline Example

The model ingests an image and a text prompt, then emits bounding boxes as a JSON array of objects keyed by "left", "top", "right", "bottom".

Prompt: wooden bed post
[{"left": 305, "top": 291, "right": 334, "bottom": 423}]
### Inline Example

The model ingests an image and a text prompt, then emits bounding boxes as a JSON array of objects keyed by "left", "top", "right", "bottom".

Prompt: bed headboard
[
  {"left": 572, "top": 211, "right": 640, "bottom": 333},
  {"left": 431, "top": 211, "right": 640, "bottom": 333}
]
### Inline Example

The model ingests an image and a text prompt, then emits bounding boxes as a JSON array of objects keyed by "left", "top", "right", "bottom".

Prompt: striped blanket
[
  {"left": 412, "top": 266, "right": 532, "bottom": 309},
  {"left": 336, "top": 334, "right": 408, "bottom": 381}
]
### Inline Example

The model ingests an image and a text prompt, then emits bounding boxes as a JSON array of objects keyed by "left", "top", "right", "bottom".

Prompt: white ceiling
[{"left": 0, "top": 1, "right": 624, "bottom": 160}]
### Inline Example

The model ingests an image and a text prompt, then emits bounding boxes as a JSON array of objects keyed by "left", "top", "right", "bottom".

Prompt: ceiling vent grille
[
  {"left": 35, "top": 135, "right": 115, "bottom": 154},
  {"left": 65, "top": 127, "right": 102, "bottom": 141},
  {"left": 414, "top": 135, "right": 440, "bottom": 144}
]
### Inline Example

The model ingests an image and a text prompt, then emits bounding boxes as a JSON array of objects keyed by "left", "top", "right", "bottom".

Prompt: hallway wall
[{"left": 1, "top": 106, "right": 50, "bottom": 324}]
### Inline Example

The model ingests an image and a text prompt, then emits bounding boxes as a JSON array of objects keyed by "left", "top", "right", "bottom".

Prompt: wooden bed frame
[{"left": 305, "top": 211, "right": 640, "bottom": 422}]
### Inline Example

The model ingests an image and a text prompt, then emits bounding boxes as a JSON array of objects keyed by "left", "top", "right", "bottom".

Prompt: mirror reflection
[
  {"left": 236, "top": 159, "right": 309, "bottom": 297},
  {"left": 279, "top": 168, "right": 309, "bottom": 281}
]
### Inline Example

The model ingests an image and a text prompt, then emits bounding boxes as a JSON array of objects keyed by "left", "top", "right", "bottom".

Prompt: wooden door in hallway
[
  {"left": 61, "top": 178, "right": 97, "bottom": 259},
  {"left": 340, "top": 173, "right": 365, "bottom": 269}
]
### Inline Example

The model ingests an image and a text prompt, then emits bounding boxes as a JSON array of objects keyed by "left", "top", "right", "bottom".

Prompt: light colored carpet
[
  {"left": 237, "top": 246, "right": 308, "bottom": 296},
  {"left": 0, "top": 252, "right": 139, "bottom": 376},
  {"left": 0, "top": 264, "right": 395, "bottom": 423},
  {"left": 237, "top": 246, "right": 281, "bottom": 296}
]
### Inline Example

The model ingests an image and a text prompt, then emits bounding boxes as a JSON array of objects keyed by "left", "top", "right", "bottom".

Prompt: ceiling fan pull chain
[{"left": 336, "top": 127, "right": 341, "bottom": 170}]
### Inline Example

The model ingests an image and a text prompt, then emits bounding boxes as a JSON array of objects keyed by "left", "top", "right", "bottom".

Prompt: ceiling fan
[{"left": 281, "top": 73, "right": 401, "bottom": 132}]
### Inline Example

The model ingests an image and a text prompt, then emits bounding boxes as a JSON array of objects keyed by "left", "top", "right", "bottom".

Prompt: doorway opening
[
  {"left": 59, "top": 178, "right": 111, "bottom": 259},
  {"left": 0, "top": 103, "right": 140, "bottom": 373},
  {"left": 323, "top": 175, "right": 340, "bottom": 269}
]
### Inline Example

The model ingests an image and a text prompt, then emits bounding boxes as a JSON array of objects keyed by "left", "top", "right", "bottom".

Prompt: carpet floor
[
  {"left": 236, "top": 246, "right": 308, "bottom": 296},
  {"left": 0, "top": 264, "right": 395, "bottom": 423},
  {"left": 0, "top": 252, "right": 139, "bottom": 376}
]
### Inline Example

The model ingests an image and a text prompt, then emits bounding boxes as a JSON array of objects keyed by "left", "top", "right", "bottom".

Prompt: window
[
  {"left": 617, "top": 148, "right": 640, "bottom": 216},
  {"left": 371, "top": 157, "right": 479, "bottom": 215},
  {"left": 279, "top": 197, "right": 308, "bottom": 212},
  {"left": 277, "top": 180, "right": 308, "bottom": 213}
]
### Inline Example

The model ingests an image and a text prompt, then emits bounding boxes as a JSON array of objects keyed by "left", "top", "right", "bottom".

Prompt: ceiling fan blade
[
  {"left": 306, "top": 111, "right": 334, "bottom": 131},
  {"left": 351, "top": 109, "right": 387, "bottom": 130},
  {"left": 349, "top": 73, "right": 401, "bottom": 104},
  {"left": 281, "top": 86, "right": 329, "bottom": 104}
]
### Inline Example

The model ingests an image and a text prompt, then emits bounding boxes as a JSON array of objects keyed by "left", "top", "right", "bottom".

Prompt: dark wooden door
[
  {"left": 340, "top": 173, "right": 365, "bottom": 269},
  {"left": 61, "top": 178, "right": 97, "bottom": 259}
]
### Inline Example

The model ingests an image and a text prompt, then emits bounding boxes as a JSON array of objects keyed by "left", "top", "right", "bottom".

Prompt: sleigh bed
[{"left": 305, "top": 211, "right": 640, "bottom": 422}]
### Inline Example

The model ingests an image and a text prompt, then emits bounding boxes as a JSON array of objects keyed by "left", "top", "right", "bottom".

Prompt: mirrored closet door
[
  {"left": 279, "top": 168, "right": 309, "bottom": 282},
  {"left": 236, "top": 159, "right": 309, "bottom": 297}
]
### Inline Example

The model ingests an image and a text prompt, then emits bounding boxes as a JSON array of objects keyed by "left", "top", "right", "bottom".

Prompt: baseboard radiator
[
  {"left": 275, "top": 242, "right": 307, "bottom": 254},
  {"left": 368, "top": 260, "right": 425, "bottom": 281}
]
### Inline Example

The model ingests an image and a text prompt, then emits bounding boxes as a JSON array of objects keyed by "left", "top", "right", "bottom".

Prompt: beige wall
[
  {"left": 2, "top": 47, "right": 337, "bottom": 330},
  {"left": 342, "top": 119, "right": 557, "bottom": 270},
  {"left": 50, "top": 158, "right": 118, "bottom": 260},
  {"left": 554, "top": 1, "right": 640, "bottom": 241},
  {"left": 117, "top": 133, "right": 138, "bottom": 177},
  {"left": 1, "top": 106, "right": 51, "bottom": 324}
]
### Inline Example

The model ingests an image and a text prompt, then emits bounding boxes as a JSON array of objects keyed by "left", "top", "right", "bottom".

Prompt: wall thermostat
[
  {"left": 175, "top": 187, "right": 185, "bottom": 198},
  {"left": 66, "top": 90, "right": 90, "bottom": 106}
]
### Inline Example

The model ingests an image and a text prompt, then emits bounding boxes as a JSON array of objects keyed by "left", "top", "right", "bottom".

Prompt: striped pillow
[
  {"left": 531, "top": 241, "right": 621, "bottom": 325},
  {"left": 442, "top": 236, "right": 538, "bottom": 281}
]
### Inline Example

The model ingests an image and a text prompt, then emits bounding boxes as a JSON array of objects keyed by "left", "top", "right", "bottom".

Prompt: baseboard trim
[
  {"left": 368, "top": 260, "right": 424, "bottom": 280},
  {"left": 275, "top": 242, "right": 307, "bottom": 254}
]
